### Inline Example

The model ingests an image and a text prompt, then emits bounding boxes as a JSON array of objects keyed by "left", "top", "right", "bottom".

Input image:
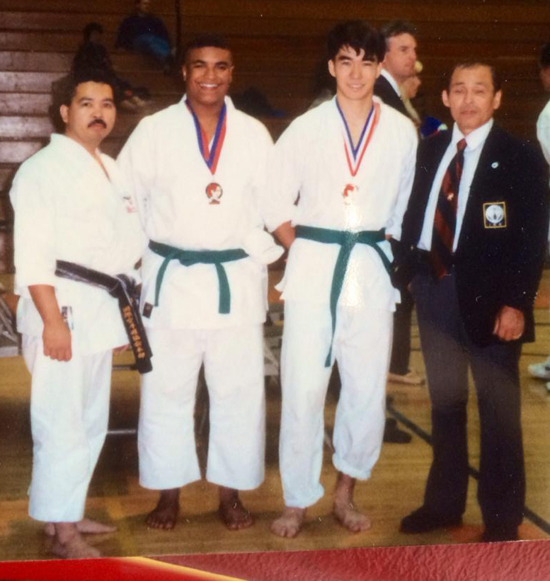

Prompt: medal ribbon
[
  {"left": 186, "top": 100, "right": 227, "bottom": 175},
  {"left": 336, "top": 100, "right": 380, "bottom": 178}
]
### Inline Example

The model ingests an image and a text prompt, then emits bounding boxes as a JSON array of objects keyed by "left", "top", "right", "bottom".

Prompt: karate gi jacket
[
  {"left": 11, "top": 134, "right": 146, "bottom": 354},
  {"left": 264, "top": 97, "right": 418, "bottom": 312},
  {"left": 118, "top": 97, "right": 281, "bottom": 329}
]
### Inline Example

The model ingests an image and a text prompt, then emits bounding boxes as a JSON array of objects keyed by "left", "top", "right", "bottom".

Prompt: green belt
[
  {"left": 149, "top": 240, "right": 248, "bottom": 314},
  {"left": 295, "top": 225, "right": 391, "bottom": 367}
]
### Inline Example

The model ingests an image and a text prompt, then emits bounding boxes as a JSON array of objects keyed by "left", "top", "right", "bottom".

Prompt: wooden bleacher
[{"left": 1, "top": 0, "right": 550, "bottom": 274}]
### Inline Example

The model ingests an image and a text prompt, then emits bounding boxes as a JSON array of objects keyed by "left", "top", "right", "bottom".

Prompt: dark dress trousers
[
  {"left": 374, "top": 74, "right": 414, "bottom": 375},
  {"left": 398, "top": 125, "right": 549, "bottom": 533}
]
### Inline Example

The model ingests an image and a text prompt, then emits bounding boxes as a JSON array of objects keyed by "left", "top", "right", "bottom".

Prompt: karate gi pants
[
  {"left": 279, "top": 300, "right": 392, "bottom": 508},
  {"left": 23, "top": 335, "right": 113, "bottom": 522},
  {"left": 138, "top": 325, "right": 265, "bottom": 491}
]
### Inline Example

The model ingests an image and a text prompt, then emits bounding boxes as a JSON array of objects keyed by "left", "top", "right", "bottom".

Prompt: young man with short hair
[
  {"left": 118, "top": 35, "right": 281, "bottom": 532},
  {"left": 265, "top": 20, "right": 417, "bottom": 538}
]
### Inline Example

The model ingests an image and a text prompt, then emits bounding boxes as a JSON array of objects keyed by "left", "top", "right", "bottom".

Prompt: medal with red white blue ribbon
[
  {"left": 336, "top": 99, "right": 380, "bottom": 205},
  {"left": 186, "top": 99, "right": 227, "bottom": 205}
]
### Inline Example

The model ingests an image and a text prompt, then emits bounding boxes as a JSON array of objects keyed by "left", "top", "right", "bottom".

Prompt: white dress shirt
[
  {"left": 418, "top": 119, "right": 493, "bottom": 252},
  {"left": 380, "top": 69, "right": 401, "bottom": 97}
]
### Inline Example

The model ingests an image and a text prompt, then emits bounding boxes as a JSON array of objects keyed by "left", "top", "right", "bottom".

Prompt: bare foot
[
  {"left": 270, "top": 507, "right": 306, "bottom": 538},
  {"left": 333, "top": 499, "right": 371, "bottom": 533},
  {"left": 50, "top": 523, "right": 101, "bottom": 559},
  {"left": 333, "top": 471, "right": 371, "bottom": 533},
  {"left": 218, "top": 486, "right": 254, "bottom": 531},
  {"left": 146, "top": 488, "right": 180, "bottom": 530},
  {"left": 45, "top": 518, "right": 116, "bottom": 537}
]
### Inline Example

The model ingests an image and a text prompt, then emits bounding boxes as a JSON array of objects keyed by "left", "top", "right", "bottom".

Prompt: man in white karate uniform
[
  {"left": 118, "top": 35, "right": 282, "bottom": 530},
  {"left": 10, "top": 69, "right": 145, "bottom": 558},
  {"left": 265, "top": 20, "right": 417, "bottom": 538}
]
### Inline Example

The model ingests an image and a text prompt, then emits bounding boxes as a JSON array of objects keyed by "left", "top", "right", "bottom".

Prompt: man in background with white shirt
[
  {"left": 375, "top": 20, "right": 424, "bottom": 389},
  {"left": 397, "top": 62, "right": 548, "bottom": 542}
]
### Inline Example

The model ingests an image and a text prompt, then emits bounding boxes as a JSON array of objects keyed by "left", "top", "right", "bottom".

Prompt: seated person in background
[
  {"left": 74, "top": 22, "right": 150, "bottom": 111},
  {"left": 115, "top": 0, "right": 172, "bottom": 71}
]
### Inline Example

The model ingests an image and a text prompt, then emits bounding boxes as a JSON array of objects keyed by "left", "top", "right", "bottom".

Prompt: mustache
[{"left": 88, "top": 118, "right": 107, "bottom": 128}]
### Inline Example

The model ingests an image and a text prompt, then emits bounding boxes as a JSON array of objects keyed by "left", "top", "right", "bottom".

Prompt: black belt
[{"left": 55, "top": 260, "right": 152, "bottom": 374}]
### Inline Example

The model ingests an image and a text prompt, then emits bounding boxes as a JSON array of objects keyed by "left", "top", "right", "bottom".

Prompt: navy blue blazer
[{"left": 399, "top": 124, "right": 549, "bottom": 345}]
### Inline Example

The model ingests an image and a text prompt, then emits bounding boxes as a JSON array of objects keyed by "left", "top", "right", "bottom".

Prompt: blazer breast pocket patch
[{"left": 483, "top": 202, "right": 507, "bottom": 229}]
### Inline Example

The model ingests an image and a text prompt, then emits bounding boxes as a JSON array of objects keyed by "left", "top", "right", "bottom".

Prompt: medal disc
[
  {"left": 342, "top": 184, "right": 358, "bottom": 205},
  {"left": 206, "top": 182, "right": 223, "bottom": 204}
]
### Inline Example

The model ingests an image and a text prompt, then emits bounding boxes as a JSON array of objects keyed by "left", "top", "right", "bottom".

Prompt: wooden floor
[{"left": 1, "top": 271, "right": 550, "bottom": 561}]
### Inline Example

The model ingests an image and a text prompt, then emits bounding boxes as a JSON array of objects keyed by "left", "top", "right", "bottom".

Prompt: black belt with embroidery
[{"left": 55, "top": 260, "right": 152, "bottom": 374}]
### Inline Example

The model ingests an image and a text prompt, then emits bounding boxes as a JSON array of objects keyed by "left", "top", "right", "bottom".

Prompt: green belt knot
[
  {"left": 149, "top": 240, "right": 248, "bottom": 314},
  {"left": 294, "top": 225, "right": 391, "bottom": 367}
]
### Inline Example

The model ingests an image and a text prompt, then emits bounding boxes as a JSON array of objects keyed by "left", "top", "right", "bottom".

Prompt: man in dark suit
[
  {"left": 375, "top": 21, "right": 417, "bottom": 118},
  {"left": 375, "top": 21, "right": 424, "bottom": 387},
  {"left": 397, "top": 62, "right": 549, "bottom": 542}
]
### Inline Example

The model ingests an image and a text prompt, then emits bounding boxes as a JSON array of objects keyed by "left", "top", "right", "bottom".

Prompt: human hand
[
  {"left": 43, "top": 319, "right": 72, "bottom": 361},
  {"left": 492, "top": 306, "right": 524, "bottom": 342}
]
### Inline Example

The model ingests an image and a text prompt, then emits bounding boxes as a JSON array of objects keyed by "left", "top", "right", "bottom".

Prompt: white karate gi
[
  {"left": 264, "top": 97, "right": 418, "bottom": 508},
  {"left": 118, "top": 97, "right": 280, "bottom": 490},
  {"left": 10, "top": 134, "right": 145, "bottom": 522},
  {"left": 537, "top": 99, "right": 550, "bottom": 169}
]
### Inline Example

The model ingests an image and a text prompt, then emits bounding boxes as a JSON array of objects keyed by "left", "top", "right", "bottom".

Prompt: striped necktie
[{"left": 430, "top": 138, "right": 467, "bottom": 279}]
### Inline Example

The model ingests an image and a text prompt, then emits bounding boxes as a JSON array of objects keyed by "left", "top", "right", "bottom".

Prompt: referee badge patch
[{"left": 483, "top": 202, "right": 507, "bottom": 228}]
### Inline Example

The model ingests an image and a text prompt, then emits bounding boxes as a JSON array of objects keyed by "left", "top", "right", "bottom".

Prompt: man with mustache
[
  {"left": 397, "top": 62, "right": 548, "bottom": 542},
  {"left": 118, "top": 35, "right": 281, "bottom": 531},
  {"left": 10, "top": 69, "right": 146, "bottom": 558}
]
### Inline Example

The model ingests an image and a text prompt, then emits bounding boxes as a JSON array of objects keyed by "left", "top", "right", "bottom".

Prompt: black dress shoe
[
  {"left": 481, "top": 528, "right": 519, "bottom": 543},
  {"left": 400, "top": 506, "right": 463, "bottom": 534},
  {"left": 383, "top": 418, "right": 412, "bottom": 444}
]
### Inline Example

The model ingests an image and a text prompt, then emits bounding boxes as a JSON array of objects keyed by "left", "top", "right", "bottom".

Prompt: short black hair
[
  {"left": 82, "top": 22, "right": 103, "bottom": 42},
  {"left": 380, "top": 20, "right": 417, "bottom": 49},
  {"left": 446, "top": 61, "right": 502, "bottom": 93},
  {"left": 58, "top": 68, "right": 119, "bottom": 106},
  {"left": 540, "top": 42, "right": 550, "bottom": 69},
  {"left": 183, "top": 34, "right": 231, "bottom": 63},
  {"left": 49, "top": 68, "right": 118, "bottom": 132},
  {"left": 326, "top": 20, "right": 385, "bottom": 63}
]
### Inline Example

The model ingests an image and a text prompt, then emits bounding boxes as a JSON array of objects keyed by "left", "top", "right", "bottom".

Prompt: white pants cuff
[{"left": 332, "top": 454, "right": 372, "bottom": 481}]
